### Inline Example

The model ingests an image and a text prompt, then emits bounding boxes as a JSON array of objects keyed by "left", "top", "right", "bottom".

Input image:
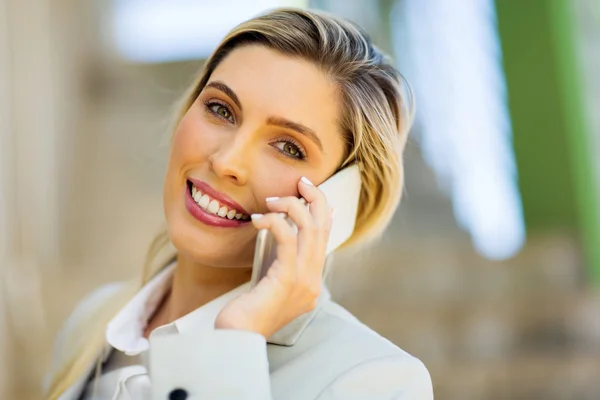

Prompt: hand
[{"left": 215, "top": 176, "right": 333, "bottom": 338}]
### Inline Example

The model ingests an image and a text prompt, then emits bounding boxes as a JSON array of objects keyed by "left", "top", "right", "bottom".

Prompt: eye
[
  {"left": 272, "top": 140, "right": 307, "bottom": 160},
  {"left": 205, "top": 101, "right": 234, "bottom": 123}
]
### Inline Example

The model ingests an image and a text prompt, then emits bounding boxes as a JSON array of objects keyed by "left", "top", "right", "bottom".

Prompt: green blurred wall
[
  {"left": 496, "top": 0, "right": 600, "bottom": 283},
  {"left": 496, "top": 0, "right": 577, "bottom": 229}
]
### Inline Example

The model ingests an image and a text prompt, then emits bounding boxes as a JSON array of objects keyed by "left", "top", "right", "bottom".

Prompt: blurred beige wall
[
  {"left": 1, "top": 0, "right": 94, "bottom": 396},
  {"left": 0, "top": 0, "right": 11, "bottom": 395},
  {"left": 0, "top": 1, "right": 201, "bottom": 397}
]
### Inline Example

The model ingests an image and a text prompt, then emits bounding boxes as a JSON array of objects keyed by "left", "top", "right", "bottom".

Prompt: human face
[{"left": 163, "top": 45, "right": 346, "bottom": 268}]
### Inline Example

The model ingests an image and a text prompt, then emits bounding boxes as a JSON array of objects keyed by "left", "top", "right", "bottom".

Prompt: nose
[{"left": 208, "top": 132, "right": 252, "bottom": 185}]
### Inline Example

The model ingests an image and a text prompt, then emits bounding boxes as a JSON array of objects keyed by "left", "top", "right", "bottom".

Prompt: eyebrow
[
  {"left": 205, "top": 81, "right": 243, "bottom": 111},
  {"left": 266, "top": 117, "right": 324, "bottom": 152},
  {"left": 205, "top": 80, "right": 324, "bottom": 152}
]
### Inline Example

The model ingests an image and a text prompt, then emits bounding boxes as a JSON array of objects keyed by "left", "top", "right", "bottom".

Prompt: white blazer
[{"left": 46, "top": 270, "right": 433, "bottom": 400}]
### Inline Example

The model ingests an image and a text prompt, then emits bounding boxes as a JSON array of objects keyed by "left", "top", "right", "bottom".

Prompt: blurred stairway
[{"left": 329, "top": 143, "right": 600, "bottom": 399}]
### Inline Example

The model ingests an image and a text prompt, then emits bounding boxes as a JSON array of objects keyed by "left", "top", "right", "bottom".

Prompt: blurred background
[{"left": 1, "top": 0, "right": 599, "bottom": 398}]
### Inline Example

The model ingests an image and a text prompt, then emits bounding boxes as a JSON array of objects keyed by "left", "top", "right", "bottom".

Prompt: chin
[{"left": 166, "top": 216, "right": 256, "bottom": 268}]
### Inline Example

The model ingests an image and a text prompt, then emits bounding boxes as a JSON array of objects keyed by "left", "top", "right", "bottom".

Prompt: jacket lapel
[
  {"left": 56, "top": 278, "right": 330, "bottom": 398},
  {"left": 267, "top": 285, "right": 330, "bottom": 346}
]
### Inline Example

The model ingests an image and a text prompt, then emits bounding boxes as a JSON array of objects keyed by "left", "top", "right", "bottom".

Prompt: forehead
[{"left": 208, "top": 45, "right": 342, "bottom": 137}]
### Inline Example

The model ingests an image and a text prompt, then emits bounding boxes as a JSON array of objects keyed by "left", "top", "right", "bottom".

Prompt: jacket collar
[
  {"left": 58, "top": 262, "right": 329, "bottom": 400},
  {"left": 105, "top": 261, "right": 330, "bottom": 354},
  {"left": 267, "top": 285, "right": 330, "bottom": 346}
]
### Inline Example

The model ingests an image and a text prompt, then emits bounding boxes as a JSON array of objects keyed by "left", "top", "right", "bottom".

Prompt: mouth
[{"left": 185, "top": 179, "right": 251, "bottom": 227}]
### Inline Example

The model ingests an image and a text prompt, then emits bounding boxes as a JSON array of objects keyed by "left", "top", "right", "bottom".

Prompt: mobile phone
[{"left": 250, "top": 165, "right": 362, "bottom": 286}]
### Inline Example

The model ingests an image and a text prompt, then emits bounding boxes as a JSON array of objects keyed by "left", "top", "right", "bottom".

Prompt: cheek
[
  {"left": 164, "top": 110, "right": 214, "bottom": 204},
  {"left": 252, "top": 161, "right": 302, "bottom": 205},
  {"left": 170, "top": 111, "right": 213, "bottom": 165}
]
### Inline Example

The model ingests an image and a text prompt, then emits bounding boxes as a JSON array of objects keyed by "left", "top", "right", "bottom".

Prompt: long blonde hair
[{"left": 46, "top": 8, "right": 413, "bottom": 399}]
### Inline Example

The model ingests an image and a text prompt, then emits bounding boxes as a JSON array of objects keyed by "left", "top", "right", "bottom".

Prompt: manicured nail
[
  {"left": 300, "top": 176, "right": 313, "bottom": 186},
  {"left": 265, "top": 197, "right": 280, "bottom": 202},
  {"left": 251, "top": 214, "right": 264, "bottom": 220}
]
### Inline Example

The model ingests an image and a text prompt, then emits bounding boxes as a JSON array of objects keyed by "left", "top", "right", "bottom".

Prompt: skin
[{"left": 144, "top": 45, "right": 347, "bottom": 338}]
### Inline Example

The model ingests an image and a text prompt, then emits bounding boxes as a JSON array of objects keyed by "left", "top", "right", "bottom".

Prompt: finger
[
  {"left": 295, "top": 179, "right": 332, "bottom": 275},
  {"left": 251, "top": 213, "right": 297, "bottom": 274},
  {"left": 265, "top": 196, "right": 313, "bottom": 233},
  {"left": 297, "top": 177, "right": 332, "bottom": 235},
  {"left": 265, "top": 196, "right": 316, "bottom": 258}
]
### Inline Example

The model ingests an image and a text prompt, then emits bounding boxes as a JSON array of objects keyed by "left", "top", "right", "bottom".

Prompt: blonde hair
[{"left": 46, "top": 8, "right": 413, "bottom": 399}]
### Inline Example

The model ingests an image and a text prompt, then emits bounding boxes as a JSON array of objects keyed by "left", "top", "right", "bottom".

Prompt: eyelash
[
  {"left": 202, "top": 99, "right": 307, "bottom": 161},
  {"left": 270, "top": 137, "right": 307, "bottom": 161},
  {"left": 203, "top": 100, "right": 235, "bottom": 123}
]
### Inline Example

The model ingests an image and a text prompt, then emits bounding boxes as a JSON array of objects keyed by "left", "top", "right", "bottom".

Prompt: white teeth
[
  {"left": 207, "top": 199, "right": 220, "bottom": 214},
  {"left": 191, "top": 186, "right": 202, "bottom": 202},
  {"left": 198, "top": 194, "right": 210, "bottom": 208},
  {"left": 193, "top": 191, "right": 201, "bottom": 202},
  {"left": 191, "top": 184, "right": 248, "bottom": 220}
]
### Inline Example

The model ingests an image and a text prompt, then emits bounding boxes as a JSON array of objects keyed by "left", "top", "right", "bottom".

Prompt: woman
[{"left": 45, "top": 8, "right": 433, "bottom": 400}]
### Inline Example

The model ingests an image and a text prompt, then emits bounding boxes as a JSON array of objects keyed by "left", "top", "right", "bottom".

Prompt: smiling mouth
[{"left": 187, "top": 181, "right": 250, "bottom": 221}]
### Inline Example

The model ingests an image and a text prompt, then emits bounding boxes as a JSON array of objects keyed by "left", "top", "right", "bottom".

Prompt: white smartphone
[{"left": 250, "top": 165, "right": 362, "bottom": 286}]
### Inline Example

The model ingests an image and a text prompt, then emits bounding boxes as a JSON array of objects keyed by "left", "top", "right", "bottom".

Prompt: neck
[{"left": 155, "top": 254, "right": 252, "bottom": 327}]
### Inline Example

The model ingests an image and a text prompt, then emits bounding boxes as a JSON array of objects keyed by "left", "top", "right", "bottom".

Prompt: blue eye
[{"left": 205, "top": 101, "right": 234, "bottom": 123}]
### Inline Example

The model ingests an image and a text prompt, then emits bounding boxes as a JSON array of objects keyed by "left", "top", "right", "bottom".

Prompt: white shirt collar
[
  {"left": 106, "top": 261, "right": 329, "bottom": 355},
  {"left": 106, "top": 263, "right": 173, "bottom": 355}
]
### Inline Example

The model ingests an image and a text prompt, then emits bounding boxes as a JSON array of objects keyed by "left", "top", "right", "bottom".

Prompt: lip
[
  {"left": 187, "top": 178, "right": 250, "bottom": 215},
  {"left": 185, "top": 184, "right": 249, "bottom": 228}
]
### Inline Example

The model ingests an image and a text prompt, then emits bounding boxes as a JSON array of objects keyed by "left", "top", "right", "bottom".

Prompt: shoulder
[
  {"left": 269, "top": 299, "right": 433, "bottom": 399},
  {"left": 318, "top": 300, "right": 425, "bottom": 361},
  {"left": 47, "top": 282, "right": 129, "bottom": 380},
  {"left": 55, "top": 282, "right": 126, "bottom": 347},
  {"left": 320, "top": 301, "right": 432, "bottom": 398},
  {"left": 63, "top": 283, "right": 127, "bottom": 328}
]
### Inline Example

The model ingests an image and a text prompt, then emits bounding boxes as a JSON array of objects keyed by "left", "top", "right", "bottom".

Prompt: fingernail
[
  {"left": 265, "top": 197, "right": 280, "bottom": 202},
  {"left": 300, "top": 176, "right": 313, "bottom": 186},
  {"left": 331, "top": 208, "right": 337, "bottom": 220},
  {"left": 251, "top": 214, "right": 264, "bottom": 220}
]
